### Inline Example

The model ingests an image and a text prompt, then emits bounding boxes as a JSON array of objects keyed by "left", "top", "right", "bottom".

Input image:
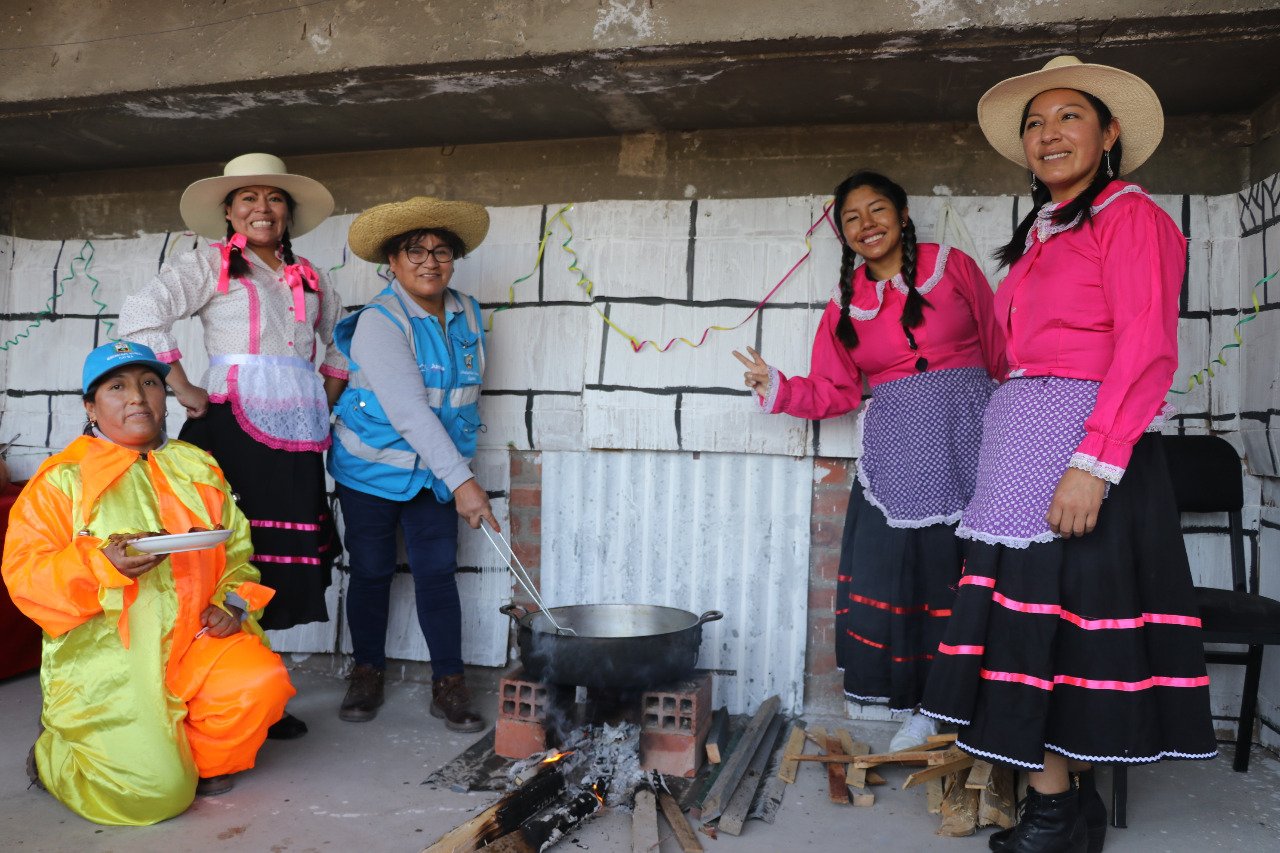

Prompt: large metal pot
[{"left": 500, "top": 603, "right": 724, "bottom": 690}]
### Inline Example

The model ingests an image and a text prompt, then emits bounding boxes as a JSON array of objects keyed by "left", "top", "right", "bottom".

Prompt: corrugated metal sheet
[{"left": 541, "top": 449, "right": 811, "bottom": 713}]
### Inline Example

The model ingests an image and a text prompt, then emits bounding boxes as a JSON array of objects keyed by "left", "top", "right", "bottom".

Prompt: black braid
[
  {"left": 834, "top": 244, "right": 859, "bottom": 348},
  {"left": 224, "top": 221, "right": 251, "bottom": 278},
  {"left": 996, "top": 90, "right": 1123, "bottom": 269},
  {"left": 280, "top": 229, "right": 297, "bottom": 266},
  {"left": 898, "top": 219, "right": 930, "bottom": 331}
]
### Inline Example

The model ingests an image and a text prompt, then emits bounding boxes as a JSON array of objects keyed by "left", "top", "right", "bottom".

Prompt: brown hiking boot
[
  {"left": 430, "top": 674, "right": 484, "bottom": 732},
  {"left": 340, "top": 664, "right": 385, "bottom": 722}
]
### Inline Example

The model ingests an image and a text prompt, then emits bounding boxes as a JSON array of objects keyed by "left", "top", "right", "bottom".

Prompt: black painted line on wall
[
  {"left": 596, "top": 303, "right": 611, "bottom": 386},
  {"left": 0, "top": 312, "right": 118, "bottom": 322},
  {"left": 158, "top": 232, "right": 171, "bottom": 273},
  {"left": 50, "top": 240, "right": 65, "bottom": 314},
  {"left": 1180, "top": 195, "right": 1191, "bottom": 315},
  {"left": 44, "top": 396, "right": 53, "bottom": 447},
  {"left": 481, "top": 389, "right": 578, "bottom": 397},
  {"left": 686, "top": 199, "right": 698, "bottom": 302},
  {"left": 524, "top": 392, "right": 535, "bottom": 449},
  {"left": 536, "top": 205, "right": 547, "bottom": 304},
  {"left": 6, "top": 389, "right": 82, "bottom": 397},
  {"left": 586, "top": 383, "right": 751, "bottom": 397},
  {"left": 675, "top": 391, "right": 683, "bottom": 449},
  {"left": 478, "top": 297, "right": 819, "bottom": 310},
  {"left": 812, "top": 419, "right": 821, "bottom": 456}
]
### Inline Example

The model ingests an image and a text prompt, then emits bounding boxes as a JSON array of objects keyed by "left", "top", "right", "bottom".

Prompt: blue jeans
[{"left": 336, "top": 482, "right": 463, "bottom": 677}]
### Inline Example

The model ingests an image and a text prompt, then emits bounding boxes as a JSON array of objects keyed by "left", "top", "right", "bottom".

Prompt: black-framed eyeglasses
[
  {"left": 904, "top": 328, "right": 928, "bottom": 373},
  {"left": 404, "top": 245, "right": 455, "bottom": 265}
]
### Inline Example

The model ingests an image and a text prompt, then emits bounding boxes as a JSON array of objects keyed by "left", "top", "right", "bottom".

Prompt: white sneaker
[{"left": 888, "top": 711, "right": 938, "bottom": 752}]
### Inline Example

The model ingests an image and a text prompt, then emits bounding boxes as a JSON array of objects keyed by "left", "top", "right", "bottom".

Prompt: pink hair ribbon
[{"left": 215, "top": 233, "right": 248, "bottom": 294}]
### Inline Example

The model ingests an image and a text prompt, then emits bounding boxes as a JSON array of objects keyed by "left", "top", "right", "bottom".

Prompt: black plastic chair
[{"left": 1112, "top": 434, "right": 1280, "bottom": 828}]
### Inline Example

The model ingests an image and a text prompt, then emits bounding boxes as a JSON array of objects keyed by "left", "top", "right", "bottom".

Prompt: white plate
[{"left": 129, "top": 529, "right": 233, "bottom": 554}]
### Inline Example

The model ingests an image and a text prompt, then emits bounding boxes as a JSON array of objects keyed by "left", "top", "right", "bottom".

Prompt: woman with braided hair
[
  {"left": 119, "top": 153, "right": 348, "bottom": 739},
  {"left": 733, "top": 171, "right": 1006, "bottom": 749}
]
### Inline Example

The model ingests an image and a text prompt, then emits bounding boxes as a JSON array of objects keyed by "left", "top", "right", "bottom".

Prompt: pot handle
[
  {"left": 696, "top": 609, "right": 725, "bottom": 626},
  {"left": 499, "top": 603, "right": 529, "bottom": 622}
]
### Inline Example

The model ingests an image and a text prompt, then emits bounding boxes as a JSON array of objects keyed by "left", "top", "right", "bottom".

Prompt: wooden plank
[
  {"left": 903, "top": 755, "right": 975, "bottom": 789},
  {"left": 424, "top": 799, "right": 505, "bottom": 853},
  {"left": 837, "top": 731, "right": 870, "bottom": 789},
  {"left": 777, "top": 721, "right": 807, "bottom": 784},
  {"left": 632, "top": 789, "right": 659, "bottom": 853},
  {"left": 926, "top": 778, "right": 944, "bottom": 814},
  {"left": 926, "top": 732, "right": 959, "bottom": 745},
  {"left": 849, "top": 749, "right": 941, "bottom": 768},
  {"left": 824, "top": 729, "right": 850, "bottom": 805},
  {"left": 657, "top": 792, "right": 704, "bottom": 853},
  {"left": 719, "top": 715, "right": 784, "bottom": 835},
  {"left": 851, "top": 791, "right": 876, "bottom": 807},
  {"left": 966, "top": 759, "right": 995, "bottom": 791},
  {"left": 699, "top": 695, "right": 781, "bottom": 823},
  {"left": 866, "top": 769, "right": 887, "bottom": 786},
  {"left": 705, "top": 707, "right": 730, "bottom": 764}
]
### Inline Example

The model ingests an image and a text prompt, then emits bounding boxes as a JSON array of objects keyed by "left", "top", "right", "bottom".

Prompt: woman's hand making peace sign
[{"left": 732, "top": 347, "right": 771, "bottom": 397}]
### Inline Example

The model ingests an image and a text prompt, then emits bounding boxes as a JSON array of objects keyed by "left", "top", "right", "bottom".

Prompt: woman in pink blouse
[
  {"left": 921, "top": 58, "right": 1217, "bottom": 853},
  {"left": 119, "top": 153, "right": 348, "bottom": 740},
  {"left": 735, "top": 171, "right": 1006, "bottom": 751}
]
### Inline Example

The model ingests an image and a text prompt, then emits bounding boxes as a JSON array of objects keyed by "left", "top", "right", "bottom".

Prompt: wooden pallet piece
[
  {"left": 699, "top": 695, "right": 781, "bottom": 823},
  {"left": 823, "top": 728, "right": 850, "bottom": 805},
  {"left": 657, "top": 791, "right": 704, "bottom": 853},
  {"left": 719, "top": 715, "right": 785, "bottom": 835},
  {"left": 777, "top": 721, "right": 807, "bottom": 784},
  {"left": 851, "top": 791, "right": 876, "bottom": 807},
  {"left": 926, "top": 777, "right": 944, "bottom": 814},
  {"left": 866, "top": 769, "right": 887, "bottom": 786},
  {"left": 705, "top": 707, "right": 731, "bottom": 764},
  {"left": 903, "top": 753, "right": 974, "bottom": 789},
  {"left": 926, "top": 733, "right": 959, "bottom": 745},
  {"left": 938, "top": 766, "right": 980, "bottom": 838},
  {"left": 851, "top": 748, "right": 945, "bottom": 768},
  {"left": 632, "top": 789, "right": 659, "bottom": 853},
  {"left": 837, "top": 730, "right": 871, "bottom": 789},
  {"left": 966, "top": 759, "right": 994, "bottom": 791}
]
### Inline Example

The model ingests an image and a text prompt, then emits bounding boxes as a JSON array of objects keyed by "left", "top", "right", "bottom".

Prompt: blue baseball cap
[{"left": 82, "top": 341, "right": 171, "bottom": 395}]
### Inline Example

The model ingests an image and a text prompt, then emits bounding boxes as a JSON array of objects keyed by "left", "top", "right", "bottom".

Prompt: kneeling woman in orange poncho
[{"left": 2, "top": 341, "right": 295, "bottom": 825}]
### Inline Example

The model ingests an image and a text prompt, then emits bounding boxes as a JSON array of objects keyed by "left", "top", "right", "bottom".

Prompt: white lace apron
[{"left": 211, "top": 353, "right": 331, "bottom": 452}]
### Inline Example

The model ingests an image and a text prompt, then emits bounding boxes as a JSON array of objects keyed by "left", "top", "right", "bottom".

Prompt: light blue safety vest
[{"left": 328, "top": 286, "right": 485, "bottom": 502}]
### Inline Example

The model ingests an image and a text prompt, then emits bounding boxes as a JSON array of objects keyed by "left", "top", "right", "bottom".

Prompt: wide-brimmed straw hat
[
  {"left": 179, "top": 153, "right": 334, "bottom": 240},
  {"left": 347, "top": 196, "right": 491, "bottom": 263},
  {"left": 977, "top": 55, "right": 1163, "bottom": 176}
]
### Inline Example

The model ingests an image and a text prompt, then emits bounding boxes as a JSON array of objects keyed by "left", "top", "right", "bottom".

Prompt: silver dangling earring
[
  {"left": 1030, "top": 174, "right": 1038, "bottom": 193},
  {"left": 1105, "top": 149, "right": 1114, "bottom": 179}
]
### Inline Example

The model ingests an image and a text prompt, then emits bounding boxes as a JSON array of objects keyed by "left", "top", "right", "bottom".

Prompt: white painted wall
[{"left": 2, "top": 180, "right": 1277, "bottom": 728}]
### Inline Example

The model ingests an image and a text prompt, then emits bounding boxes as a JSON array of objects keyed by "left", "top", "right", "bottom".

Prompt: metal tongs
[{"left": 481, "top": 521, "right": 577, "bottom": 636}]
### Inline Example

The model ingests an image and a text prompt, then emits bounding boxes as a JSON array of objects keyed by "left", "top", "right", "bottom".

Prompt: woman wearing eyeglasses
[
  {"left": 329, "top": 196, "right": 498, "bottom": 731},
  {"left": 733, "top": 171, "right": 1006, "bottom": 750}
]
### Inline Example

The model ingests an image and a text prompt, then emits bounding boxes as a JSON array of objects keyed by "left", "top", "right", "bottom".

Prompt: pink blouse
[
  {"left": 997, "top": 181, "right": 1184, "bottom": 482},
  {"left": 763, "top": 244, "right": 1007, "bottom": 418}
]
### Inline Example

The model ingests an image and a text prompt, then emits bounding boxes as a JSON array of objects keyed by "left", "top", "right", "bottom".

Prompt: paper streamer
[
  {"left": 1, "top": 240, "right": 115, "bottom": 351},
  {"left": 1168, "top": 270, "right": 1276, "bottom": 394},
  {"left": 488, "top": 202, "right": 839, "bottom": 352}
]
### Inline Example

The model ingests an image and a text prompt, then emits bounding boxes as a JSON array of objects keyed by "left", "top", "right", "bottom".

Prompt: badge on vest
[{"left": 464, "top": 354, "right": 474, "bottom": 370}]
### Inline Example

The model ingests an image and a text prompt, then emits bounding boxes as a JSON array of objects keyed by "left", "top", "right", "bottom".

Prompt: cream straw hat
[
  {"left": 347, "top": 196, "right": 491, "bottom": 263},
  {"left": 179, "top": 153, "right": 334, "bottom": 240},
  {"left": 977, "top": 55, "right": 1164, "bottom": 176}
]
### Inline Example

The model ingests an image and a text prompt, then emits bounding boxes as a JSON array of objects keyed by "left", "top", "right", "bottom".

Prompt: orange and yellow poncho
[{"left": 2, "top": 435, "right": 295, "bottom": 826}]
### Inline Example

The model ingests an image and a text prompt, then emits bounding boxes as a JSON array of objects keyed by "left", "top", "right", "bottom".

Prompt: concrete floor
[{"left": 3, "top": 663, "right": 1279, "bottom": 853}]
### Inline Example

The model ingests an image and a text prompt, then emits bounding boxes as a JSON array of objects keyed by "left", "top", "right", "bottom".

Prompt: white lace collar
[
  {"left": 831, "top": 245, "right": 952, "bottom": 322},
  {"left": 1023, "top": 184, "right": 1151, "bottom": 250}
]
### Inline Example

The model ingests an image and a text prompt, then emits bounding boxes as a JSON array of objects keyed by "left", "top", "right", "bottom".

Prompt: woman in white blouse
[{"left": 119, "top": 153, "right": 347, "bottom": 740}]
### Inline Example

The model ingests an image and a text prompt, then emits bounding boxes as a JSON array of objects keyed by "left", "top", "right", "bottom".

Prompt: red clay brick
[
  {"left": 809, "top": 588, "right": 835, "bottom": 611},
  {"left": 811, "top": 487, "right": 852, "bottom": 520},
  {"left": 509, "top": 486, "right": 542, "bottom": 508},
  {"left": 495, "top": 717, "right": 550, "bottom": 759},
  {"left": 639, "top": 728, "right": 709, "bottom": 778},
  {"left": 813, "top": 457, "right": 852, "bottom": 485},
  {"left": 813, "top": 551, "right": 842, "bottom": 582}
]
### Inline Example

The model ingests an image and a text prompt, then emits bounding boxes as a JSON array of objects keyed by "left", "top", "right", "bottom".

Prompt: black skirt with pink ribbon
[
  {"left": 921, "top": 433, "right": 1218, "bottom": 769},
  {"left": 180, "top": 402, "right": 336, "bottom": 630}
]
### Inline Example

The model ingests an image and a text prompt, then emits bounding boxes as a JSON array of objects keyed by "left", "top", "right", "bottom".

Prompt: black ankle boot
[
  {"left": 991, "top": 774, "right": 1105, "bottom": 852},
  {"left": 998, "top": 786, "right": 1087, "bottom": 853},
  {"left": 1075, "top": 770, "right": 1107, "bottom": 853}
]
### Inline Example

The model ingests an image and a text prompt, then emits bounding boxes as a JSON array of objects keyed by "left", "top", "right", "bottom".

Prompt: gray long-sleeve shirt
[{"left": 348, "top": 281, "right": 476, "bottom": 493}]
